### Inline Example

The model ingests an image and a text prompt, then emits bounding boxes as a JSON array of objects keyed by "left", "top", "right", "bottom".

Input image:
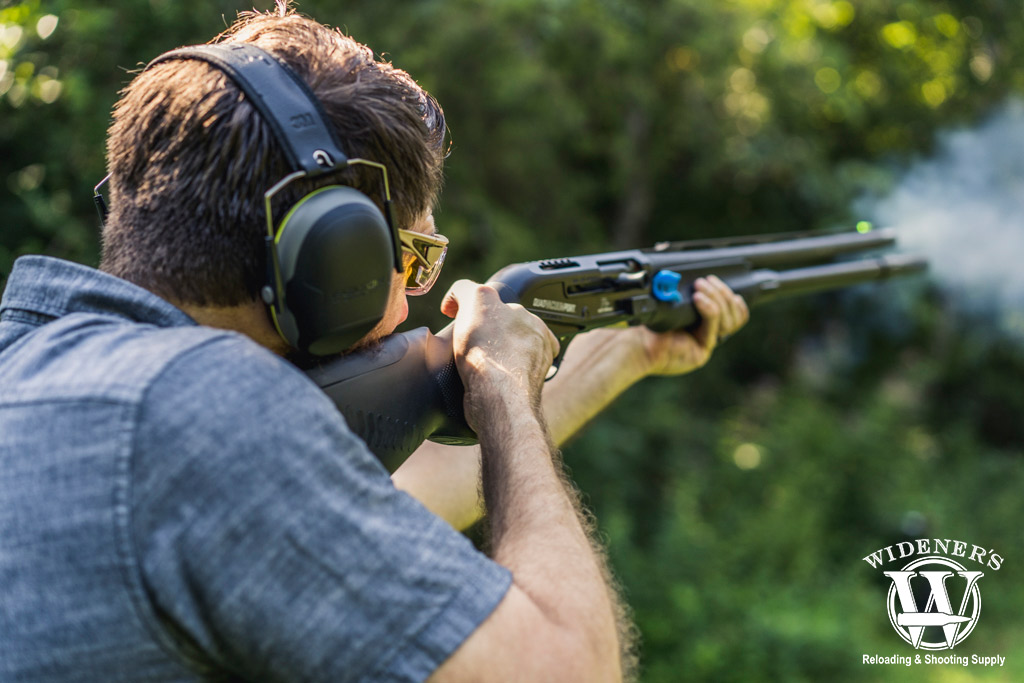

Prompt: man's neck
[{"left": 175, "top": 299, "right": 290, "bottom": 356}]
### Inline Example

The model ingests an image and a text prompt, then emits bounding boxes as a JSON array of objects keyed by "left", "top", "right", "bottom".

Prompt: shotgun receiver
[{"left": 307, "top": 227, "right": 927, "bottom": 471}]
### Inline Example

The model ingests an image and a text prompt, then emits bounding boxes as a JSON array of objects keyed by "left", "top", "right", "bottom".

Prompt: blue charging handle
[{"left": 652, "top": 270, "right": 684, "bottom": 303}]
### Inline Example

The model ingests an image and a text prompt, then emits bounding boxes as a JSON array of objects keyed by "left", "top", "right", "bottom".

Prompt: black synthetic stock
[
  {"left": 310, "top": 229, "right": 927, "bottom": 469},
  {"left": 306, "top": 326, "right": 469, "bottom": 471}
]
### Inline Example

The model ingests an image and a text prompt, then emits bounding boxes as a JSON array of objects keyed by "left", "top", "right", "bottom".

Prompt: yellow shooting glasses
[{"left": 399, "top": 228, "right": 448, "bottom": 295}]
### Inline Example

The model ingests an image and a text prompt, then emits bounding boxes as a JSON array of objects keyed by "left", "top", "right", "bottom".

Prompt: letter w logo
[{"left": 884, "top": 568, "right": 983, "bottom": 649}]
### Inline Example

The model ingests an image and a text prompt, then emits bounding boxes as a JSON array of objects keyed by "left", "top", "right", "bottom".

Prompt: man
[{"left": 0, "top": 5, "right": 748, "bottom": 682}]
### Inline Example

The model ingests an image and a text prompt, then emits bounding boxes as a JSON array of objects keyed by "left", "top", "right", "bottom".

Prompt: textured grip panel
[{"left": 436, "top": 358, "right": 463, "bottom": 419}]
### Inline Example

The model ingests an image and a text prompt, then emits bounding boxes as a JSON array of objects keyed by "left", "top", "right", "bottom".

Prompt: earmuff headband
[{"left": 146, "top": 44, "right": 348, "bottom": 176}]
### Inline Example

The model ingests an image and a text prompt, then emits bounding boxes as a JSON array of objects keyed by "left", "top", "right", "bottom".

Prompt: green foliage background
[{"left": 2, "top": 1, "right": 1023, "bottom": 680}]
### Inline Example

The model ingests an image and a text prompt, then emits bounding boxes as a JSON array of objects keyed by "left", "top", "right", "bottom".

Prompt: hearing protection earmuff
[{"left": 98, "top": 42, "right": 402, "bottom": 356}]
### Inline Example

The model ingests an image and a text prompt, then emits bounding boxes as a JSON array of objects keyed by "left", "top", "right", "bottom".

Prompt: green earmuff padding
[{"left": 272, "top": 186, "right": 394, "bottom": 355}]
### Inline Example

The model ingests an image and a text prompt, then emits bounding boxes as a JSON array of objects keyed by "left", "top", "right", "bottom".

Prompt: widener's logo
[
  {"left": 860, "top": 538, "right": 1006, "bottom": 669},
  {"left": 883, "top": 555, "right": 982, "bottom": 649}
]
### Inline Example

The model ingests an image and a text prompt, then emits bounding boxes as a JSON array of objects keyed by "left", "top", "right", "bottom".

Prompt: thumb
[{"left": 439, "top": 279, "right": 475, "bottom": 318}]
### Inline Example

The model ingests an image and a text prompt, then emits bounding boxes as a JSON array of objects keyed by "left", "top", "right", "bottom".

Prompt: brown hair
[{"left": 100, "top": 3, "right": 446, "bottom": 306}]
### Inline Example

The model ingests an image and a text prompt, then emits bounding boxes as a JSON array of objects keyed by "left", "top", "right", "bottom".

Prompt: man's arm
[
  {"left": 427, "top": 281, "right": 624, "bottom": 682},
  {"left": 392, "top": 275, "right": 749, "bottom": 528}
]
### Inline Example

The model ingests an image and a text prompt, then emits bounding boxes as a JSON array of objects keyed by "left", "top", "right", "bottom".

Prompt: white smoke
[{"left": 859, "top": 98, "right": 1024, "bottom": 337}]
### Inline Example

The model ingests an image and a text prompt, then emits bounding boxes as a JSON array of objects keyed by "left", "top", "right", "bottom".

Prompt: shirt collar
[{"left": 0, "top": 255, "right": 196, "bottom": 329}]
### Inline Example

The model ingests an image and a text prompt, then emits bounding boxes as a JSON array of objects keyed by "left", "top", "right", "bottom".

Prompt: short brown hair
[{"left": 100, "top": 4, "right": 446, "bottom": 306}]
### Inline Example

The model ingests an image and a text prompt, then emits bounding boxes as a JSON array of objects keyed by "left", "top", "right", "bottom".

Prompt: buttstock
[{"left": 306, "top": 326, "right": 475, "bottom": 472}]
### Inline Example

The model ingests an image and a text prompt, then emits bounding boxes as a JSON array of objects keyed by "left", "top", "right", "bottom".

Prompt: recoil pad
[{"left": 275, "top": 185, "right": 393, "bottom": 355}]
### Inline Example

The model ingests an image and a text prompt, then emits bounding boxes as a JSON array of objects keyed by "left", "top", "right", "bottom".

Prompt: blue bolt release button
[{"left": 652, "top": 270, "right": 683, "bottom": 303}]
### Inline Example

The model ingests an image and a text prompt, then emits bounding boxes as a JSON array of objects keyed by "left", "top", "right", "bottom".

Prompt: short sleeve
[{"left": 129, "top": 335, "right": 510, "bottom": 682}]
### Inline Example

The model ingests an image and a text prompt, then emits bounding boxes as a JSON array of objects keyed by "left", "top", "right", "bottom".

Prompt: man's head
[{"left": 100, "top": 4, "right": 446, "bottom": 347}]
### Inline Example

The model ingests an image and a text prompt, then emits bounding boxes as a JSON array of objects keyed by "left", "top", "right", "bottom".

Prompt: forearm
[
  {"left": 541, "top": 326, "right": 649, "bottom": 446},
  {"left": 476, "top": 389, "right": 622, "bottom": 678},
  {"left": 390, "top": 441, "right": 483, "bottom": 530},
  {"left": 421, "top": 281, "right": 629, "bottom": 681}
]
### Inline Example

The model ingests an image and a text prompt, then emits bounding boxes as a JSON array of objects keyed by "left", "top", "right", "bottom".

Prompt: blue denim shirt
[{"left": 0, "top": 256, "right": 510, "bottom": 682}]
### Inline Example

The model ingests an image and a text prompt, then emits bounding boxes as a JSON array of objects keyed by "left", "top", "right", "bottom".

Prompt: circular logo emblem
[{"left": 884, "top": 556, "right": 982, "bottom": 650}]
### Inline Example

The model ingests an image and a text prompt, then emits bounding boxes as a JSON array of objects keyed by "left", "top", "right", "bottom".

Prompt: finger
[
  {"left": 439, "top": 285, "right": 460, "bottom": 318},
  {"left": 694, "top": 278, "right": 726, "bottom": 321},
  {"left": 706, "top": 276, "right": 746, "bottom": 334},
  {"left": 721, "top": 293, "right": 741, "bottom": 334},
  {"left": 545, "top": 328, "right": 560, "bottom": 361},
  {"left": 692, "top": 288, "right": 721, "bottom": 350},
  {"left": 694, "top": 278, "right": 727, "bottom": 320},
  {"left": 734, "top": 293, "right": 750, "bottom": 325},
  {"left": 707, "top": 275, "right": 734, "bottom": 295},
  {"left": 520, "top": 309, "right": 559, "bottom": 363},
  {"left": 439, "top": 279, "right": 478, "bottom": 318},
  {"left": 703, "top": 276, "right": 735, "bottom": 315},
  {"left": 716, "top": 291, "right": 749, "bottom": 336}
]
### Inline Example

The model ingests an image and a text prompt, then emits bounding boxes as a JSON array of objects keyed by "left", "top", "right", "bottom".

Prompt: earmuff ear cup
[{"left": 273, "top": 186, "right": 394, "bottom": 355}]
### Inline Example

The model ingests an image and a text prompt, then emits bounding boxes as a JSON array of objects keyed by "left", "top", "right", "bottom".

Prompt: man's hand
[
  {"left": 638, "top": 275, "right": 750, "bottom": 377},
  {"left": 539, "top": 276, "right": 749, "bottom": 445},
  {"left": 440, "top": 280, "right": 559, "bottom": 431}
]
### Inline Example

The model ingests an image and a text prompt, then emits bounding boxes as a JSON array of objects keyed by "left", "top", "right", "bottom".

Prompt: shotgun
[{"left": 307, "top": 227, "right": 927, "bottom": 471}]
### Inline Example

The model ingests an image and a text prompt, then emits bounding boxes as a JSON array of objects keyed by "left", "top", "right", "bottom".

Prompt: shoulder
[
  {"left": 138, "top": 330, "right": 374, "bottom": 472},
  {"left": 130, "top": 334, "right": 512, "bottom": 682},
  {"left": 0, "top": 310, "right": 261, "bottom": 406},
  {"left": 133, "top": 329, "right": 395, "bottom": 529},
  {"left": 146, "top": 329, "right": 320, "bottom": 409}
]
